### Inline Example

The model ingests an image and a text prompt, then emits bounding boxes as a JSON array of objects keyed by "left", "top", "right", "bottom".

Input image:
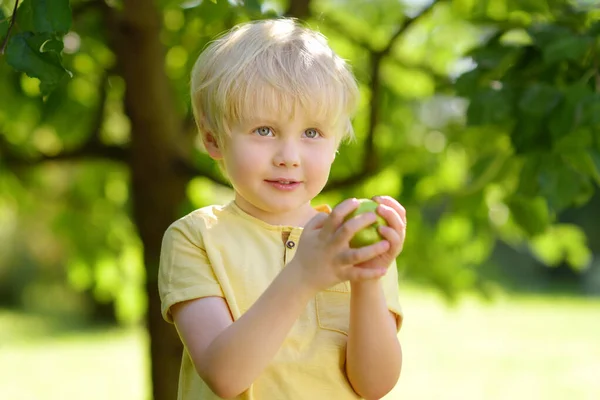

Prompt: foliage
[
  {"left": 1, "top": 0, "right": 598, "bottom": 306},
  {"left": 1, "top": 0, "right": 72, "bottom": 94},
  {"left": 1, "top": 0, "right": 599, "bottom": 397}
]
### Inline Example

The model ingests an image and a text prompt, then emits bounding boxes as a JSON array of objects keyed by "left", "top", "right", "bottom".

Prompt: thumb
[{"left": 304, "top": 212, "right": 329, "bottom": 231}]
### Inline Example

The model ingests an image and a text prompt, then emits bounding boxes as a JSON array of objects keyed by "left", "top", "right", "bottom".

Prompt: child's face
[{"left": 209, "top": 107, "right": 339, "bottom": 224}]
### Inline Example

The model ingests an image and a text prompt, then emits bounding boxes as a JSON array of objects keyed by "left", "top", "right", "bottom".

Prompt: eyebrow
[
  {"left": 248, "top": 119, "right": 280, "bottom": 127},
  {"left": 245, "top": 118, "right": 330, "bottom": 129}
]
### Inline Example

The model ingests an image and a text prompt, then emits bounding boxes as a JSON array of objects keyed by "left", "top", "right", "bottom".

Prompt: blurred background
[{"left": 1, "top": 0, "right": 599, "bottom": 399}]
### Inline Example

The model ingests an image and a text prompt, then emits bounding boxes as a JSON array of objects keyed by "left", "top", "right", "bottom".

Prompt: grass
[
  {"left": 388, "top": 288, "right": 600, "bottom": 400},
  {"left": 1, "top": 288, "right": 599, "bottom": 400}
]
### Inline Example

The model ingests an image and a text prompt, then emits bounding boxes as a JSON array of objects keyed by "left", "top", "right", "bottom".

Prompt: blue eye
[
  {"left": 304, "top": 128, "right": 320, "bottom": 138},
  {"left": 254, "top": 127, "right": 273, "bottom": 136}
]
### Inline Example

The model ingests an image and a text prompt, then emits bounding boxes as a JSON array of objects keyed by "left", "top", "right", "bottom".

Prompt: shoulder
[
  {"left": 168, "top": 204, "right": 232, "bottom": 231},
  {"left": 162, "top": 204, "right": 234, "bottom": 245}
]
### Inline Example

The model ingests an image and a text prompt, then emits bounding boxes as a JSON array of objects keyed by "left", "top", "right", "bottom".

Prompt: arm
[
  {"left": 346, "top": 280, "right": 402, "bottom": 399},
  {"left": 346, "top": 195, "right": 407, "bottom": 399},
  {"left": 172, "top": 261, "right": 315, "bottom": 399},
  {"left": 172, "top": 200, "right": 395, "bottom": 399}
]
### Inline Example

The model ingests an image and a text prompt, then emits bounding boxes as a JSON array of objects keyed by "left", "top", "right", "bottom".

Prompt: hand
[
  {"left": 355, "top": 195, "right": 407, "bottom": 271},
  {"left": 291, "top": 198, "right": 392, "bottom": 292}
]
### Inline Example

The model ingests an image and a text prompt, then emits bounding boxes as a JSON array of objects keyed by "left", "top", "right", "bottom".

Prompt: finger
[
  {"left": 336, "top": 240, "right": 390, "bottom": 265},
  {"left": 373, "top": 196, "right": 406, "bottom": 225},
  {"left": 304, "top": 212, "right": 329, "bottom": 231},
  {"left": 320, "top": 198, "right": 359, "bottom": 238},
  {"left": 330, "top": 211, "right": 379, "bottom": 246},
  {"left": 343, "top": 266, "right": 387, "bottom": 282},
  {"left": 378, "top": 225, "right": 404, "bottom": 253},
  {"left": 376, "top": 204, "right": 405, "bottom": 234}
]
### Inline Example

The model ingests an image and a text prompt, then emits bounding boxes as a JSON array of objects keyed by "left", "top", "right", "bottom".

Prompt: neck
[{"left": 233, "top": 197, "right": 318, "bottom": 227}]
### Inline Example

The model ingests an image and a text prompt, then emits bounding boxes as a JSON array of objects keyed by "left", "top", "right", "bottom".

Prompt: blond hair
[{"left": 190, "top": 18, "right": 360, "bottom": 150}]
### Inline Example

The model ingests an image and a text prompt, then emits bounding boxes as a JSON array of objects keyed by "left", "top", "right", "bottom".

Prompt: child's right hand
[{"left": 291, "top": 198, "right": 391, "bottom": 292}]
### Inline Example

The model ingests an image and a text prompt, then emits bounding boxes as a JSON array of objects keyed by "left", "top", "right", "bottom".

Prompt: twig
[
  {"left": 0, "top": 73, "right": 128, "bottom": 169},
  {"left": 173, "top": 156, "right": 232, "bottom": 189},
  {"left": 362, "top": 1, "right": 440, "bottom": 176},
  {"left": 595, "top": 52, "right": 600, "bottom": 93},
  {"left": 0, "top": 0, "right": 19, "bottom": 55},
  {"left": 0, "top": 135, "right": 128, "bottom": 168},
  {"left": 377, "top": 0, "right": 439, "bottom": 58}
]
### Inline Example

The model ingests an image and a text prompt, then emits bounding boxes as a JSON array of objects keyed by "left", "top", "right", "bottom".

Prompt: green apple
[{"left": 344, "top": 199, "right": 387, "bottom": 248}]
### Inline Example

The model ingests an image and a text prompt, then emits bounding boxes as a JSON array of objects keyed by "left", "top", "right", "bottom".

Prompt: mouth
[{"left": 265, "top": 179, "right": 300, "bottom": 184}]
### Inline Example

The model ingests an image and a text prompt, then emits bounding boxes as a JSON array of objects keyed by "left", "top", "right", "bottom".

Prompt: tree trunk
[
  {"left": 110, "top": 1, "right": 188, "bottom": 399},
  {"left": 107, "top": 1, "right": 319, "bottom": 399}
]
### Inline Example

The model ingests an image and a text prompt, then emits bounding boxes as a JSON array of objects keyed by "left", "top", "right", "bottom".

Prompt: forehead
[{"left": 230, "top": 83, "right": 343, "bottom": 131}]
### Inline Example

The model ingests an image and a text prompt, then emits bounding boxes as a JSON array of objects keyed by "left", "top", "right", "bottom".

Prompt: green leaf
[
  {"left": 244, "top": 0, "right": 262, "bottom": 14},
  {"left": 455, "top": 70, "right": 481, "bottom": 97},
  {"left": 0, "top": 8, "right": 8, "bottom": 40},
  {"left": 513, "top": 0, "right": 551, "bottom": 14},
  {"left": 469, "top": 42, "right": 520, "bottom": 72},
  {"left": 588, "top": 21, "right": 600, "bottom": 37},
  {"left": 510, "top": 116, "right": 547, "bottom": 153},
  {"left": 518, "top": 83, "right": 562, "bottom": 116},
  {"left": 40, "top": 38, "right": 64, "bottom": 53},
  {"left": 467, "top": 87, "right": 514, "bottom": 126},
  {"left": 580, "top": 94, "right": 600, "bottom": 128},
  {"left": 31, "top": 0, "right": 72, "bottom": 33},
  {"left": 507, "top": 195, "right": 549, "bottom": 236},
  {"left": 531, "top": 225, "right": 592, "bottom": 270},
  {"left": 516, "top": 156, "right": 540, "bottom": 197},
  {"left": 537, "top": 159, "right": 592, "bottom": 211},
  {"left": 548, "top": 83, "right": 592, "bottom": 139},
  {"left": 529, "top": 24, "right": 573, "bottom": 48},
  {"left": 5, "top": 32, "right": 68, "bottom": 95},
  {"left": 553, "top": 129, "right": 592, "bottom": 153},
  {"left": 587, "top": 150, "right": 600, "bottom": 184},
  {"left": 196, "top": 0, "right": 230, "bottom": 23},
  {"left": 16, "top": 0, "right": 35, "bottom": 32},
  {"left": 542, "top": 35, "right": 593, "bottom": 65}
]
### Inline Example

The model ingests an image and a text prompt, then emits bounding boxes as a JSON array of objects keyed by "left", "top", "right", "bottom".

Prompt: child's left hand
[{"left": 356, "top": 195, "right": 406, "bottom": 271}]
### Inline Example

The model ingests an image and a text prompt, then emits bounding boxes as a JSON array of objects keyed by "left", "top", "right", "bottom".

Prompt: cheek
[
  {"left": 305, "top": 147, "right": 335, "bottom": 176},
  {"left": 224, "top": 141, "right": 264, "bottom": 177}
]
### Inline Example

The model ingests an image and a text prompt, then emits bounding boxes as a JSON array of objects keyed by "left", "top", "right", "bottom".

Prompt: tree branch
[
  {"left": 0, "top": 136, "right": 128, "bottom": 168},
  {"left": 0, "top": 0, "right": 19, "bottom": 55},
  {"left": 325, "top": 1, "right": 439, "bottom": 192},
  {"left": 595, "top": 50, "right": 600, "bottom": 93},
  {"left": 322, "top": 16, "right": 373, "bottom": 52},
  {"left": 86, "top": 72, "right": 110, "bottom": 147},
  {"left": 0, "top": 71, "right": 128, "bottom": 169},
  {"left": 376, "top": 0, "right": 439, "bottom": 58},
  {"left": 324, "top": 167, "right": 376, "bottom": 192},
  {"left": 72, "top": 0, "right": 108, "bottom": 18},
  {"left": 172, "top": 155, "right": 231, "bottom": 189},
  {"left": 285, "top": 0, "right": 311, "bottom": 19}
]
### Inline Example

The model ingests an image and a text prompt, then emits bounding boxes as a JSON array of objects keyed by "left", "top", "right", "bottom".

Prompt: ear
[
  {"left": 332, "top": 149, "right": 339, "bottom": 162},
  {"left": 202, "top": 132, "right": 223, "bottom": 160}
]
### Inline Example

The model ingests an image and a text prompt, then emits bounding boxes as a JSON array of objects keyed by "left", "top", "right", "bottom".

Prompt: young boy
[{"left": 159, "top": 18, "right": 406, "bottom": 400}]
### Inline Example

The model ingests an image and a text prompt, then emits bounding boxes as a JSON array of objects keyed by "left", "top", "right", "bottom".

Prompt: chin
[{"left": 262, "top": 198, "right": 307, "bottom": 213}]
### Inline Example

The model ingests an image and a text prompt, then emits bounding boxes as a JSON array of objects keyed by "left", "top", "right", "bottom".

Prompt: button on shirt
[{"left": 158, "top": 201, "right": 403, "bottom": 400}]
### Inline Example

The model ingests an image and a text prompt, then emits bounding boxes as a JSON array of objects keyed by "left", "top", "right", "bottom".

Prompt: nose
[{"left": 273, "top": 139, "right": 300, "bottom": 168}]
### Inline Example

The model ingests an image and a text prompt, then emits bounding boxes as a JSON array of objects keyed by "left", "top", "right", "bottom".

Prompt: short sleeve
[
  {"left": 158, "top": 217, "right": 224, "bottom": 323},
  {"left": 381, "top": 259, "right": 403, "bottom": 331}
]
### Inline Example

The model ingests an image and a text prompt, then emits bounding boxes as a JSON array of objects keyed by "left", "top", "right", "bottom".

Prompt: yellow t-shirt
[{"left": 158, "top": 201, "right": 403, "bottom": 400}]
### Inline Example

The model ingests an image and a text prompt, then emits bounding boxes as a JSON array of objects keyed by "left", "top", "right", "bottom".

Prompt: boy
[{"left": 159, "top": 18, "right": 406, "bottom": 400}]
